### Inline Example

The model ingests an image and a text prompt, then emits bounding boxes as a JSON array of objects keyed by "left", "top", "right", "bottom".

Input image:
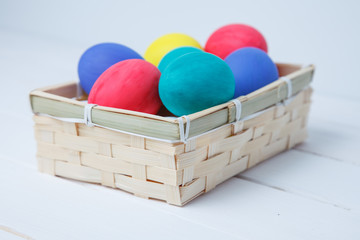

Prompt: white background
[{"left": 1, "top": 0, "right": 360, "bottom": 101}]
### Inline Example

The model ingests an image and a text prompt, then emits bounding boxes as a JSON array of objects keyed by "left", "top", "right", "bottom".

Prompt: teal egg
[
  {"left": 158, "top": 46, "right": 203, "bottom": 72},
  {"left": 159, "top": 52, "right": 235, "bottom": 116}
]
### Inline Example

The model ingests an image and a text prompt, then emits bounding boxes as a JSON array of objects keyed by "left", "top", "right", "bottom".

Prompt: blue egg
[
  {"left": 225, "top": 47, "right": 279, "bottom": 97},
  {"left": 158, "top": 46, "right": 203, "bottom": 72},
  {"left": 78, "top": 43, "right": 143, "bottom": 94},
  {"left": 159, "top": 52, "right": 235, "bottom": 116}
]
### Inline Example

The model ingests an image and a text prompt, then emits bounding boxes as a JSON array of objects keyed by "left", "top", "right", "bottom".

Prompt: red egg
[
  {"left": 205, "top": 24, "right": 268, "bottom": 59},
  {"left": 88, "top": 59, "right": 161, "bottom": 114}
]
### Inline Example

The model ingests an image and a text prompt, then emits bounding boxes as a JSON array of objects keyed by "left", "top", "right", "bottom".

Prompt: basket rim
[{"left": 30, "top": 63, "right": 315, "bottom": 142}]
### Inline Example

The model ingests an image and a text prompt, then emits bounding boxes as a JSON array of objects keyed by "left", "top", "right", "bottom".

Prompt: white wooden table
[{"left": 1, "top": 29, "right": 360, "bottom": 240}]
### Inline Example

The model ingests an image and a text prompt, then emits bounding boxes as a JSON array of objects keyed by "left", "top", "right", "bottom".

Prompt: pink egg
[
  {"left": 205, "top": 24, "right": 268, "bottom": 59},
  {"left": 88, "top": 59, "right": 161, "bottom": 114}
]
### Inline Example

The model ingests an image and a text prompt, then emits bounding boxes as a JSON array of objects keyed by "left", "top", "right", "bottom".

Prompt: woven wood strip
[{"left": 34, "top": 87, "right": 312, "bottom": 206}]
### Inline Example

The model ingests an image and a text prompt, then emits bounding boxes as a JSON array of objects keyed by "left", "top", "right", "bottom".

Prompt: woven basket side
[
  {"left": 34, "top": 87, "right": 312, "bottom": 206},
  {"left": 175, "top": 88, "right": 312, "bottom": 204},
  {"left": 34, "top": 114, "right": 184, "bottom": 205}
]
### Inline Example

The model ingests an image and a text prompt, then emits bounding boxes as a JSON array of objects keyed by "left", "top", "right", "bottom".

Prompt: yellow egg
[{"left": 144, "top": 33, "right": 202, "bottom": 66}]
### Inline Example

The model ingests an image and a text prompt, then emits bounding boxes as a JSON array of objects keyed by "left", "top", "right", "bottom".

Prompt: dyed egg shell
[
  {"left": 88, "top": 59, "right": 161, "bottom": 114},
  {"left": 158, "top": 46, "right": 203, "bottom": 72},
  {"left": 78, "top": 43, "right": 143, "bottom": 94},
  {"left": 225, "top": 47, "right": 279, "bottom": 98},
  {"left": 144, "top": 33, "right": 202, "bottom": 66},
  {"left": 159, "top": 52, "right": 235, "bottom": 116},
  {"left": 205, "top": 24, "right": 267, "bottom": 59}
]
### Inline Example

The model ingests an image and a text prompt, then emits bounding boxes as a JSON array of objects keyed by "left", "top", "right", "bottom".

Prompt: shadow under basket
[{"left": 30, "top": 63, "right": 315, "bottom": 206}]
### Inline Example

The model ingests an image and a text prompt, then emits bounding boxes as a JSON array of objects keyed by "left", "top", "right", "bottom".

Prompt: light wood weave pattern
[{"left": 34, "top": 88, "right": 312, "bottom": 206}]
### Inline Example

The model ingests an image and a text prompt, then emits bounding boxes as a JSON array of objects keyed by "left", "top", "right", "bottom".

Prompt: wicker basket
[{"left": 30, "top": 63, "right": 314, "bottom": 206}]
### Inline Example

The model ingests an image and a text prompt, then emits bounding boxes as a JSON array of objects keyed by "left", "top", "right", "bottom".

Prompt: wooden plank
[
  {"left": 239, "top": 149, "right": 360, "bottom": 211},
  {"left": 0, "top": 226, "right": 32, "bottom": 240},
  {"left": 0, "top": 114, "right": 37, "bottom": 165},
  {"left": 296, "top": 94, "right": 360, "bottom": 165},
  {"left": 161, "top": 177, "right": 360, "bottom": 240},
  {"left": 0, "top": 159, "right": 235, "bottom": 240}
]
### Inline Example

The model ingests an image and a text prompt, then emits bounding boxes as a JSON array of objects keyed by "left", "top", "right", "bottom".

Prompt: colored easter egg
[
  {"left": 144, "top": 33, "right": 202, "bottom": 66},
  {"left": 78, "top": 43, "right": 143, "bottom": 94},
  {"left": 88, "top": 59, "right": 161, "bottom": 114},
  {"left": 158, "top": 46, "right": 203, "bottom": 72},
  {"left": 159, "top": 52, "right": 235, "bottom": 116},
  {"left": 205, "top": 24, "right": 268, "bottom": 59},
  {"left": 225, "top": 47, "right": 279, "bottom": 98}
]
